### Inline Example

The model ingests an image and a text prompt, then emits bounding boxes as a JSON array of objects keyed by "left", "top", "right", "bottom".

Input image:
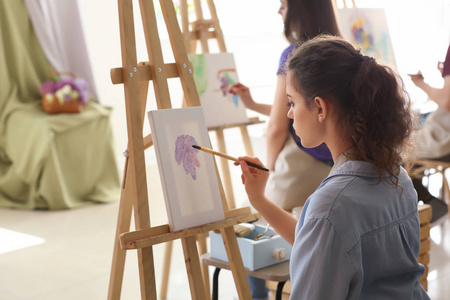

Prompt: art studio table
[{"left": 201, "top": 253, "right": 290, "bottom": 300}]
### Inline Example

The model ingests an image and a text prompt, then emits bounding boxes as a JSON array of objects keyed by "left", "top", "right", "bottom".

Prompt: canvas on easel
[
  {"left": 148, "top": 107, "right": 224, "bottom": 231},
  {"left": 188, "top": 52, "right": 249, "bottom": 128},
  {"left": 337, "top": 7, "right": 397, "bottom": 69}
]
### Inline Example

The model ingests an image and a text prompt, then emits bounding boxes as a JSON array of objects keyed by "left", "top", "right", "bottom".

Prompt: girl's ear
[{"left": 313, "top": 96, "right": 327, "bottom": 122}]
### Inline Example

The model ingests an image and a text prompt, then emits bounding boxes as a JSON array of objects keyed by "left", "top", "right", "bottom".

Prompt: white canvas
[
  {"left": 188, "top": 52, "right": 249, "bottom": 128},
  {"left": 337, "top": 8, "right": 397, "bottom": 69},
  {"left": 148, "top": 107, "right": 225, "bottom": 231}
]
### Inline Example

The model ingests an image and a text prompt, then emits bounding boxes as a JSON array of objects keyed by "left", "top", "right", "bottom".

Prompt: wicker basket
[{"left": 40, "top": 71, "right": 86, "bottom": 114}]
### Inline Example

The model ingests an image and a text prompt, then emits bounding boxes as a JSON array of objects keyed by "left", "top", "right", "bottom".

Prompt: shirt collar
[{"left": 329, "top": 147, "right": 354, "bottom": 175}]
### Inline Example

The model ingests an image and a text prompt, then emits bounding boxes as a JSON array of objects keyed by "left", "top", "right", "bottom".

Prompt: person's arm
[
  {"left": 228, "top": 82, "right": 272, "bottom": 116},
  {"left": 236, "top": 157, "right": 297, "bottom": 244},
  {"left": 265, "top": 75, "right": 290, "bottom": 170},
  {"left": 409, "top": 73, "right": 450, "bottom": 111}
]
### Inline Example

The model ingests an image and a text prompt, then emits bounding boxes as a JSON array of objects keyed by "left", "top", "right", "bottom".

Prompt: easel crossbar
[
  {"left": 111, "top": 62, "right": 192, "bottom": 85},
  {"left": 121, "top": 208, "right": 260, "bottom": 249},
  {"left": 207, "top": 117, "right": 265, "bottom": 131}
]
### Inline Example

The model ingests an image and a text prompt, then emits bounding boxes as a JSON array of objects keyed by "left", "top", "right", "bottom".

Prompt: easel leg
[
  {"left": 239, "top": 125, "right": 254, "bottom": 156},
  {"left": 161, "top": 235, "right": 211, "bottom": 300},
  {"left": 108, "top": 159, "right": 133, "bottom": 300},
  {"left": 215, "top": 130, "right": 236, "bottom": 209},
  {"left": 205, "top": 0, "right": 227, "bottom": 52},
  {"left": 137, "top": 247, "right": 157, "bottom": 300},
  {"left": 192, "top": 0, "right": 209, "bottom": 53},
  {"left": 439, "top": 170, "right": 450, "bottom": 203},
  {"left": 220, "top": 227, "right": 252, "bottom": 299},
  {"left": 159, "top": 241, "right": 173, "bottom": 299},
  {"left": 196, "top": 233, "right": 211, "bottom": 300},
  {"left": 181, "top": 236, "right": 207, "bottom": 299}
]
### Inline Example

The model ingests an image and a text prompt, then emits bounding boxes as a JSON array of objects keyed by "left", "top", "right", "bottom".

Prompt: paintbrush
[{"left": 192, "top": 145, "right": 269, "bottom": 172}]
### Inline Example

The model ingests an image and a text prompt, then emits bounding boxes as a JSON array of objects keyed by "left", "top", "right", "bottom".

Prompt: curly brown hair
[{"left": 287, "top": 35, "right": 418, "bottom": 186}]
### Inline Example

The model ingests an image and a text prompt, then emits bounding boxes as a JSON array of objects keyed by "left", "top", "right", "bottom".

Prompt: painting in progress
[
  {"left": 189, "top": 52, "right": 249, "bottom": 127},
  {"left": 148, "top": 107, "right": 224, "bottom": 231},
  {"left": 338, "top": 8, "right": 397, "bottom": 69}
]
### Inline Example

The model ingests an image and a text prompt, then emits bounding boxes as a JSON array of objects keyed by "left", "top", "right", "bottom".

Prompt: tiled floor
[
  {"left": 0, "top": 128, "right": 449, "bottom": 299},
  {"left": 428, "top": 219, "right": 450, "bottom": 299}
]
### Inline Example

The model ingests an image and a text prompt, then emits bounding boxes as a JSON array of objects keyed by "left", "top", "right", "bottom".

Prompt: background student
[
  {"left": 229, "top": 0, "right": 341, "bottom": 212},
  {"left": 408, "top": 44, "right": 450, "bottom": 225}
]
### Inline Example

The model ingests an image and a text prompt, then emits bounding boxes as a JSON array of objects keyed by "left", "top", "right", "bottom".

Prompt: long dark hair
[
  {"left": 284, "top": 0, "right": 342, "bottom": 43},
  {"left": 288, "top": 35, "right": 417, "bottom": 186}
]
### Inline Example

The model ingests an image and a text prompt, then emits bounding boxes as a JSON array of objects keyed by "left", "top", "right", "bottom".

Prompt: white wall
[{"left": 77, "top": 0, "right": 450, "bottom": 169}]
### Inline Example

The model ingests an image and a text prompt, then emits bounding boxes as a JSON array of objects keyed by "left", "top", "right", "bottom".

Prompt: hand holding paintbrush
[
  {"left": 192, "top": 145, "right": 269, "bottom": 172},
  {"left": 192, "top": 146, "right": 270, "bottom": 207},
  {"left": 228, "top": 82, "right": 272, "bottom": 116}
]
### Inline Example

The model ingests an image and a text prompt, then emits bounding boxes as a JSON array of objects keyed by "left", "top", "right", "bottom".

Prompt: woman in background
[
  {"left": 230, "top": 0, "right": 340, "bottom": 210},
  {"left": 408, "top": 44, "right": 450, "bottom": 226}
]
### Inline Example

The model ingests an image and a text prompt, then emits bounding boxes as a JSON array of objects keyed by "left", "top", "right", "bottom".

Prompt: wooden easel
[
  {"left": 107, "top": 0, "right": 259, "bottom": 299},
  {"left": 334, "top": 0, "right": 356, "bottom": 7},
  {"left": 159, "top": 1, "right": 264, "bottom": 298},
  {"left": 179, "top": 0, "right": 264, "bottom": 210}
]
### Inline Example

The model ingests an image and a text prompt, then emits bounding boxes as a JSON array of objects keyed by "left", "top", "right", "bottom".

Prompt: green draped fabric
[{"left": 0, "top": 0, "right": 120, "bottom": 209}]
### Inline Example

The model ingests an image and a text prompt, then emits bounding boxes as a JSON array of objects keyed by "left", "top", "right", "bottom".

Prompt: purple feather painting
[
  {"left": 148, "top": 107, "right": 224, "bottom": 231},
  {"left": 175, "top": 135, "right": 200, "bottom": 180}
]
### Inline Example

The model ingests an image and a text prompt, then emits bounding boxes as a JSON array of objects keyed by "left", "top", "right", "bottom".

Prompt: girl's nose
[{"left": 287, "top": 107, "right": 293, "bottom": 119}]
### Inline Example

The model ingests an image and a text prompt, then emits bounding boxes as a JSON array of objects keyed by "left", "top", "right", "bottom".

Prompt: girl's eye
[{"left": 287, "top": 101, "right": 294, "bottom": 107}]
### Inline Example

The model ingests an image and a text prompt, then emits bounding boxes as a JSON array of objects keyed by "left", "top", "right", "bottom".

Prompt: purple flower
[
  {"left": 40, "top": 75, "right": 90, "bottom": 104},
  {"left": 54, "top": 77, "right": 74, "bottom": 91},
  {"left": 73, "top": 78, "right": 89, "bottom": 104},
  {"left": 40, "top": 81, "right": 55, "bottom": 95},
  {"left": 73, "top": 78, "right": 88, "bottom": 91}
]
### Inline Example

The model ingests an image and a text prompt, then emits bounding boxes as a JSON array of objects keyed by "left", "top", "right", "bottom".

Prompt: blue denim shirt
[{"left": 289, "top": 160, "right": 430, "bottom": 299}]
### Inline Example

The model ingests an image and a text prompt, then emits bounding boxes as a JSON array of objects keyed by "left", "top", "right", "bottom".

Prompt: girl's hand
[
  {"left": 408, "top": 72, "right": 425, "bottom": 87},
  {"left": 235, "top": 156, "right": 270, "bottom": 208},
  {"left": 229, "top": 83, "right": 255, "bottom": 109}
]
